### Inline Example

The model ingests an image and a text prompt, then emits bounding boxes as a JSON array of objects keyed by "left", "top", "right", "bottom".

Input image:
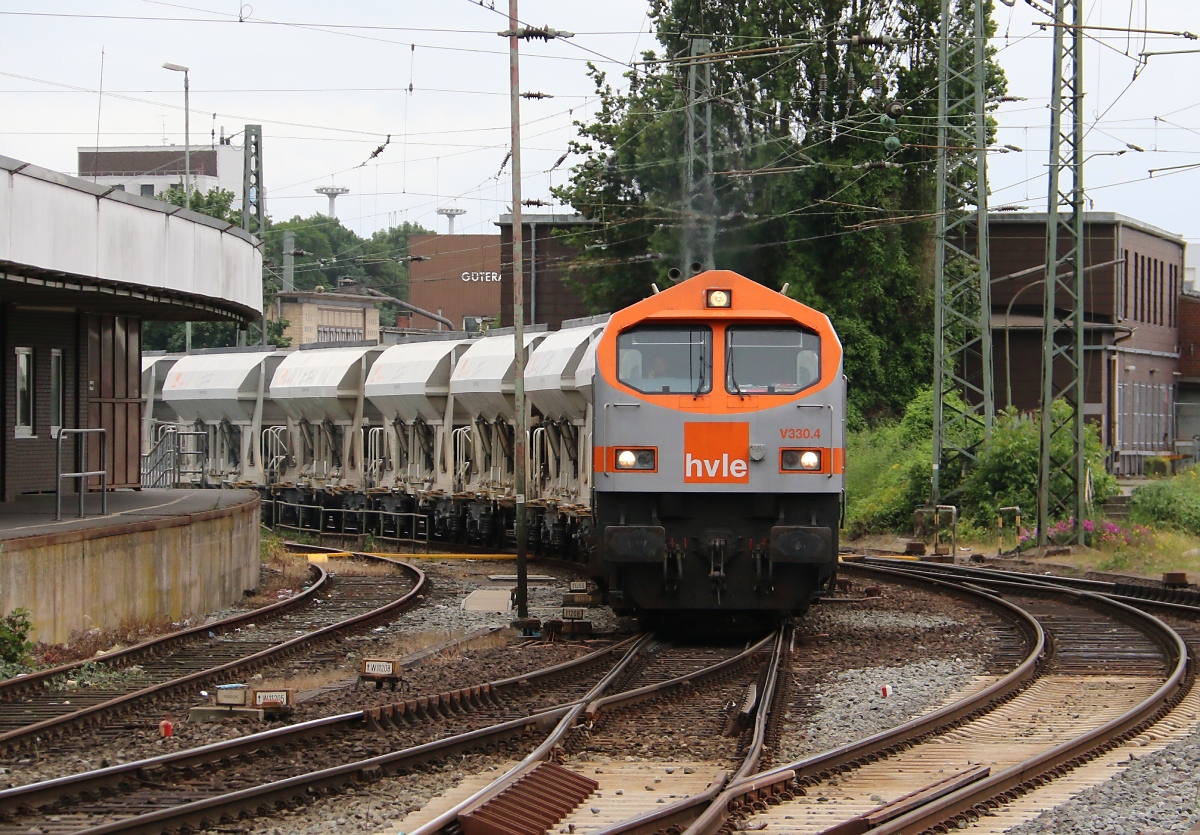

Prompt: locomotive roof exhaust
[{"left": 666, "top": 261, "right": 707, "bottom": 284}]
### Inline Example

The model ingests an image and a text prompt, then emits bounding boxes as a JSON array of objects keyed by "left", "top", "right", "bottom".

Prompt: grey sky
[{"left": 1, "top": 1, "right": 1196, "bottom": 255}]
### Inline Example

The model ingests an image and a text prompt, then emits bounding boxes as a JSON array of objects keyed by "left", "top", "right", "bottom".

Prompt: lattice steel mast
[
  {"left": 930, "top": 0, "right": 994, "bottom": 504},
  {"left": 1037, "top": 0, "right": 1087, "bottom": 546}
]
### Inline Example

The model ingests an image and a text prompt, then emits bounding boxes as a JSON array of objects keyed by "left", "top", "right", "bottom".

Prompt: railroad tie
[{"left": 459, "top": 762, "right": 598, "bottom": 835}]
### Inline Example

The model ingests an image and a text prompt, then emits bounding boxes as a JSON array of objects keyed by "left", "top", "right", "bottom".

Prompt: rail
[{"left": 55, "top": 428, "right": 107, "bottom": 520}]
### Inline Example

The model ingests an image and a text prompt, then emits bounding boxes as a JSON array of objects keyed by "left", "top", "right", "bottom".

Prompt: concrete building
[
  {"left": 496, "top": 213, "right": 596, "bottom": 330},
  {"left": 77, "top": 143, "right": 242, "bottom": 200},
  {"left": 268, "top": 287, "right": 384, "bottom": 346},
  {"left": 0, "top": 152, "right": 262, "bottom": 641},
  {"left": 987, "top": 212, "right": 1186, "bottom": 474},
  {"left": 407, "top": 233, "right": 503, "bottom": 331}
]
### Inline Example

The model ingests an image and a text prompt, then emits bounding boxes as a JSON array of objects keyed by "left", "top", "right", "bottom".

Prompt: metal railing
[
  {"left": 56, "top": 428, "right": 107, "bottom": 520},
  {"left": 140, "top": 427, "right": 209, "bottom": 488}
]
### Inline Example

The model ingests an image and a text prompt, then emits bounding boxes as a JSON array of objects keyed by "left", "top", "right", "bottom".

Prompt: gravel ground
[
  {"left": 1001, "top": 719, "right": 1200, "bottom": 834},
  {"left": 777, "top": 581, "right": 995, "bottom": 761},
  {"left": 1, "top": 558, "right": 611, "bottom": 787}
]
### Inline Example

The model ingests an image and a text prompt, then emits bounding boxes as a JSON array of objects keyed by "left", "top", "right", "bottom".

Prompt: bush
[
  {"left": 957, "top": 402, "right": 1117, "bottom": 529},
  {"left": 1128, "top": 470, "right": 1200, "bottom": 533},
  {"left": 846, "top": 393, "right": 1119, "bottom": 538},
  {"left": 0, "top": 609, "right": 33, "bottom": 665}
]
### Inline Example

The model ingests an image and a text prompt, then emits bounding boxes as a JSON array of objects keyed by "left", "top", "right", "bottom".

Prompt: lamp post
[
  {"left": 161, "top": 63, "right": 190, "bottom": 210},
  {"left": 163, "top": 62, "right": 191, "bottom": 350}
]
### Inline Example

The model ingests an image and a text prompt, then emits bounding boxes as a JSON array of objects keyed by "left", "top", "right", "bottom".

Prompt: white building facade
[{"left": 77, "top": 144, "right": 242, "bottom": 202}]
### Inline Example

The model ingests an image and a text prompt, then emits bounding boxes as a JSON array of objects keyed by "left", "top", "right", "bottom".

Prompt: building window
[
  {"left": 15, "top": 347, "right": 33, "bottom": 438},
  {"left": 140, "top": 184, "right": 155, "bottom": 197},
  {"left": 1122, "top": 250, "right": 1129, "bottom": 319},
  {"left": 112, "top": 184, "right": 125, "bottom": 192},
  {"left": 50, "top": 349, "right": 63, "bottom": 438}
]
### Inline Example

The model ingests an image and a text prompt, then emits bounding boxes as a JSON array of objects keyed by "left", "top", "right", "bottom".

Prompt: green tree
[
  {"left": 261, "top": 216, "right": 430, "bottom": 326},
  {"left": 158, "top": 184, "right": 241, "bottom": 224},
  {"left": 553, "top": 0, "right": 1006, "bottom": 421}
]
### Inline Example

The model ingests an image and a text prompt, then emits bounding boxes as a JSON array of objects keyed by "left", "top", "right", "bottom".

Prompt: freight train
[{"left": 146, "top": 270, "right": 845, "bottom": 617}]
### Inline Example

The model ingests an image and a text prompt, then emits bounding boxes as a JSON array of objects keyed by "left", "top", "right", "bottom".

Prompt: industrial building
[
  {"left": 987, "top": 212, "right": 1186, "bottom": 474},
  {"left": 406, "top": 233, "right": 503, "bottom": 332},
  {"left": 497, "top": 213, "right": 595, "bottom": 330}
]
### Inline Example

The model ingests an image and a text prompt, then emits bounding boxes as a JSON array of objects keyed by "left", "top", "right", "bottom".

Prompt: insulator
[
  {"left": 847, "top": 66, "right": 856, "bottom": 99},
  {"left": 873, "top": 71, "right": 884, "bottom": 99}
]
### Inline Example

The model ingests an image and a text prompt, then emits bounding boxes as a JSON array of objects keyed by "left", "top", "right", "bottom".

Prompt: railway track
[
  {"left": 649, "top": 561, "right": 1191, "bottom": 835},
  {"left": 0, "top": 636, "right": 641, "bottom": 833},
  {"left": 8, "top": 554, "right": 1191, "bottom": 834},
  {"left": 0, "top": 546, "right": 426, "bottom": 755},
  {"left": 0, "top": 634, "right": 783, "bottom": 835}
]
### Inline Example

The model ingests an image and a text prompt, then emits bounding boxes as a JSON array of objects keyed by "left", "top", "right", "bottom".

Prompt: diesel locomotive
[
  {"left": 592, "top": 270, "right": 844, "bottom": 615},
  {"left": 147, "top": 270, "right": 845, "bottom": 617}
]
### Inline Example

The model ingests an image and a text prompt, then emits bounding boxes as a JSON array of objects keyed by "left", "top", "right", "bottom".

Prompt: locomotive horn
[
  {"left": 690, "top": 261, "right": 704, "bottom": 275},
  {"left": 667, "top": 267, "right": 683, "bottom": 282}
]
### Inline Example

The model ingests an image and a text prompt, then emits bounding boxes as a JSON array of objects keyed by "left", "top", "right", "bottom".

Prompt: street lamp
[
  {"left": 163, "top": 62, "right": 191, "bottom": 350},
  {"left": 161, "top": 63, "right": 190, "bottom": 210}
]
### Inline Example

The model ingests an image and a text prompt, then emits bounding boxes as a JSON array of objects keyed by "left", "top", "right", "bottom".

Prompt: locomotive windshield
[
  {"left": 726, "top": 326, "right": 820, "bottom": 395},
  {"left": 617, "top": 326, "right": 712, "bottom": 394}
]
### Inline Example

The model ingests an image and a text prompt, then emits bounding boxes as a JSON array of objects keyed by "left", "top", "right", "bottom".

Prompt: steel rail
[
  {"left": 72, "top": 706, "right": 576, "bottom": 835},
  {"left": 588, "top": 566, "right": 1045, "bottom": 835},
  {"left": 0, "top": 551, "right": 426, "bottom": 753},
  {"left": 410, "top": 632, "right": 779, "bottom": 835},
  {"left": 597, "top": 631, "right": 792, "bottom": 835},
  {"left": 0, "top": 562, "right": 330, "bottom": 701},
  {"left": 864, "top": 570, "right": 1190, "bottom": 834},
  {"left": 0, "top": 635, "right": 643, "bottom": 817},
  {"left": 859, "top": 555, "right": 1200, "bottom": 607}
]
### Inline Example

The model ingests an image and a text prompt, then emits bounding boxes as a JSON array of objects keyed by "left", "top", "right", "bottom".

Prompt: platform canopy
[{"left": 0, "top": 155, "right": 262, "bottom": 323}]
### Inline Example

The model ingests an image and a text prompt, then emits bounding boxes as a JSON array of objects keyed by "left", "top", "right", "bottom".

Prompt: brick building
[
  {"left": 496, "top": 213, "right": 596, "bottom": 329},
  {"left": 987, "top": 213, "right": 1186, "bottom": 474},
  {"left": 406, "top": 234, "right": 502, "bottom": 331}
]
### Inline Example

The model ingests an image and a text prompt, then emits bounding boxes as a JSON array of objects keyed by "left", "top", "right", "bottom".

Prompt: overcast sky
[{"left": 1, "top": 1, "right": 1197, "bottom": 259}]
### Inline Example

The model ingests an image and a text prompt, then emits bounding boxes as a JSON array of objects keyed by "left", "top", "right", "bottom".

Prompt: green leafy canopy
[{"left": 553, "top": 0, "right": 1006, "bottom": 420}]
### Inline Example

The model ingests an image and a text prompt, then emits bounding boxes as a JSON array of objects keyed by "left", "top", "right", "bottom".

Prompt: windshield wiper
[{"left": 728, "top": 343, "right": 745, "bottom": 400}]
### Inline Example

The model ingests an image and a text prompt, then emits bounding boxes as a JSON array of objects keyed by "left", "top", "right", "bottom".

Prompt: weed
[{"left": 0, "top": 609, "right": 33, "bottom": 665}]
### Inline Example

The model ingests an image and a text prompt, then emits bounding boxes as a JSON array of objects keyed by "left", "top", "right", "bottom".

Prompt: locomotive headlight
[
  {"left": 781, "top": 449, "right": 822, "bottom": 471},
  {"left": 706, "top": 289, "right": 732, "bottom": 308},
  {"left": 615, "top": 448, "right": 656, "bottom": 471}
]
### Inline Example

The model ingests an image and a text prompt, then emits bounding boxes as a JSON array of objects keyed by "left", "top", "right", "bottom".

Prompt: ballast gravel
[
  {"left": 1002, "top": 729, "right": 1200, "bottom": 834},
  {"left": 777, "top": 581, "right": 994, "bottom": 762}
]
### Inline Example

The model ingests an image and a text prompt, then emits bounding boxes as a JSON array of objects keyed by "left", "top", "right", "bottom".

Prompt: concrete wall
[{"left": 0, "top": 492, "right": 260, "bottom": 643}]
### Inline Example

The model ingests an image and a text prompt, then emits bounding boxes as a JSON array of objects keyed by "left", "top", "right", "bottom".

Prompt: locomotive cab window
[
  {"left": 617, "top": 325, "right": 712, "bottom": 394},
  {"left": 726, "top": 326, "right": 820, "bottom": 395}
]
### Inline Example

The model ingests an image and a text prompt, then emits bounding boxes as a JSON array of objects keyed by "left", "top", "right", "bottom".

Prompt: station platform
[
  {"left": 0, "top": 489, "right": 255, "bottom": 543},
  {"left": 0, "top": 489, "right": 261, "bottom": 643}
]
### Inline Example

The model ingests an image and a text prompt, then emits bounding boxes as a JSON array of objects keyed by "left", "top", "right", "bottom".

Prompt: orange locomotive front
[{"left": 591, "top": 270, "right": 845, "bottom": 620}]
